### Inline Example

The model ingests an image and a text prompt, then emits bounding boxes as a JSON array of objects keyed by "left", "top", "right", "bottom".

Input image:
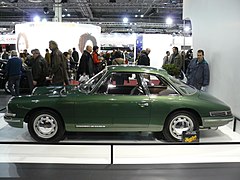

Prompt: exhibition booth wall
[
  {"left": 2, "top": 25, "right": 192, "bottom": 68},
  {"left": 184, "top": 0, "right": 240, "bottom": 118},
  {"left": 15, "top": 22, "right": 101, "bottom": 56},
  {"left": 101, "top": 33, "right": 192, "bottom": 68}
]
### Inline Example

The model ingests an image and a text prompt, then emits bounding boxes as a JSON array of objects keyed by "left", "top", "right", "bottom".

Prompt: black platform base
[{"left": 1, "top": 162, "right": 240, "bottom": 179}]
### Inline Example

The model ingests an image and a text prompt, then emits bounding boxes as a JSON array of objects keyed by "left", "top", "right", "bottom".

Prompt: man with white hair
[
  {"left": 137, "top": 48, "right": 151, "bottom": 66},
  {"left": 6, "top": 50, "right": 23, "bottom": 96}
]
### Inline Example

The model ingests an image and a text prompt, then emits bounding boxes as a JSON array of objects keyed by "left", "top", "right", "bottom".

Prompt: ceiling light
[
  {"left": 140, "top": 15, "right": 144, "bottom": 18},
  {"left": 28, "top": 0, "right": 42, "bottom": 2},
  {"left": 67, "top": 14, "right": 71, "bottom": 17},
  {"left": 42, "top": 18, "right": 47, "bottom": 22},
  {"left": 33, "top": 15, "right": 41, "bottom": 22},
  {"left": 166, "top": 17, "right": 173, "bottom": 25},
  {"left": 135, "top": 15, "right": 138, "bottom": 17},
  {"left": 123, "top": 17, "right": 128, "bottom": 23}
]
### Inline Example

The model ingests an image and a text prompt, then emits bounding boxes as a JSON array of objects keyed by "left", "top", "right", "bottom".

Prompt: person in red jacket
[{"left": 92, "top": 45, "right": 103, "bottom": 74}]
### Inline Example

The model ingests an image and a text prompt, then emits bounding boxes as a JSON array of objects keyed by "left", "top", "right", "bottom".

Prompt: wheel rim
[
  {"left": 33, "top": 114, "right": 58, "bottom": 139},
  {"left": 169, "top": 115, "right": 194, "bottom": 140}
]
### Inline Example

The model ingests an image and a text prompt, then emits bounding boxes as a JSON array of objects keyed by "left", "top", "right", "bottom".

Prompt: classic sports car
[{"left": 4, "top": 65, "right": 233, "bottom": 142}]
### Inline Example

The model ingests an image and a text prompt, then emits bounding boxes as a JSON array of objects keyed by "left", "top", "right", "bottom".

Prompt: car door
[
  {"left": 74, "top": 70, "right": 113, "bottom": 128},
  {"left": 74, "top": 72, "right": 151, "bottom": 130},
  {"left": 104, "top": 72, "right": 151, "bottom": 129}
]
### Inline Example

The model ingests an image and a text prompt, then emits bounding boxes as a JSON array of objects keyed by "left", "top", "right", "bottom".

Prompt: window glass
[
  {"left": 141, "top": 73, "right": 178, "bottom": 96},
  {"left": 96, "top": 72, "right": 145, "bottom": 95},
  {"left": 79, "top": 70, "right": 106, "bottom": 93},
  {"left": 168, "top": 76, "right": 197, "bottom": 95}
]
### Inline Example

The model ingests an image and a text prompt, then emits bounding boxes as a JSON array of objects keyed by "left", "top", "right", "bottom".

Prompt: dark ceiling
[{"left": 0, "top": 0, "right": 184, "bottom": 34}]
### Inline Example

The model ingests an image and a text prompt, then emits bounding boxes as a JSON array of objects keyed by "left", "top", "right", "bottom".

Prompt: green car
[{"left": 4, "top": 65, "right": 233, "bottom": 142}]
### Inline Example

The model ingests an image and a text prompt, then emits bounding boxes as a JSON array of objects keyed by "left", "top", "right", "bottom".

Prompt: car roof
[{"left": 106, "top": 65, "right": 168, "bottom": 75}]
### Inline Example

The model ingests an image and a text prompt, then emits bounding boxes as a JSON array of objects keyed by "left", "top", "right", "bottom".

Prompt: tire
[
  {"left": 163, "top": 111, "right": 199, "bottom": 142},
  {"left": 28, "top": 110, "right": 65, "bottom": 143}
]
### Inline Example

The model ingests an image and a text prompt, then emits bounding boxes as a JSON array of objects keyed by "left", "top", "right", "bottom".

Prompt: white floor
[{"left": 1, "top": 113, "right": 240, "bottom": 164}]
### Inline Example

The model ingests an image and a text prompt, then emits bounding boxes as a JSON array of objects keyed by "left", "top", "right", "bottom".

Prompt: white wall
[
  {"left": 142, "top": 34, "right": 173, "bottom": 69},
  {"left": 184, "top": 0, "right": 240, "bottom": 117}
]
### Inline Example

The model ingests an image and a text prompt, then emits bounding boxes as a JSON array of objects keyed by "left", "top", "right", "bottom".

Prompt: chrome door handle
[{"left": 138, "top": 102, "right": 149, "bottom": 108}]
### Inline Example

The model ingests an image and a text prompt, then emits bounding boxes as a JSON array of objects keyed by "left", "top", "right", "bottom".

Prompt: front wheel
[
  {"left": 163, "top": 111, "right": 199, "bottom": 142},
  {"left": 28, "top": 110, "right": 65, "bottom": 143}
]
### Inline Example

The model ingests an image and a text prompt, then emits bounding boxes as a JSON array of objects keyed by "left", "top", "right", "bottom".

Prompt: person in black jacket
[
  {"left": 31, "top": 49, "right": 48, "bottom": 87},
  {"left": 186, "top": 49, "right": 210, "bottom": 91},
  {"left": 77, "top": 45, "right": 94, "bottom": 80},
  {"left": 72, "top": 47, "right": 79, "bottom": 64},
  {"left": 137, "top": 48, "right": 151, "bottom": 66}
]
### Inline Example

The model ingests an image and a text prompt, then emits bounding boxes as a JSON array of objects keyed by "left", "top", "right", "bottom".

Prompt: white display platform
[{"left": 1, "top": 113, "right": 240, "bottom": 164}]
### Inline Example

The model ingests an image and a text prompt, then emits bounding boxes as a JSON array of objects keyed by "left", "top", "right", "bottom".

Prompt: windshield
[
  {"left": 79, "top": 70, "right": 107, "bottom": 93},
  {"left": 168, "top": 76, "right": 197, "bottom": 95}
]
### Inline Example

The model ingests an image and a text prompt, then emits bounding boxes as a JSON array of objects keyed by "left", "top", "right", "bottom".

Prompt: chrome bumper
[
  {"left": 202, "top": 117, "right": 233, "bottom": 127},
  {"left": 4, "top": 113, "right": 23, "bottom": 128}
]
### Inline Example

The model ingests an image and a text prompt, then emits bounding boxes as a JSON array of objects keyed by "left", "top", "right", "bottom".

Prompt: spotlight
[
  {"left": 123, "top": 17, "right": 128, "bottom": 23},
  {"left": 43, "top": 7, "right": 49, "bottom": 14},
  {"left": 9, "top": 0, "right": 18, "bottom": 3}
]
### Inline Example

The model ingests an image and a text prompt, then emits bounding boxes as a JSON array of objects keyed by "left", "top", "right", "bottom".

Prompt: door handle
[{"left": 138, "top": 102, "right": 149, "bottom": 108}]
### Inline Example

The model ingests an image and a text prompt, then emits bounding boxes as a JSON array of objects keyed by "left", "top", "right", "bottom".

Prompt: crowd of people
[
  {"left": 2, "top": 42, "right": 210, "bottom": 96},
  {"left": 2, "top": 42, "right": 134, "bottom": 96}
]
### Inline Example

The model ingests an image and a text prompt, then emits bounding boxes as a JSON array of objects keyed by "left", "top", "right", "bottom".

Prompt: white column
[{"left": 52, "top": 0, "right": 62, "bottom": 22}]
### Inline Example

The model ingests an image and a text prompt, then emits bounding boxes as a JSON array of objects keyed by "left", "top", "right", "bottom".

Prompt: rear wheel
[
  {"left": 28, "top": 110, "right": 65, "bottom": 143},
  {"left": 163, "top": 111, "right": 199, "bottom": 142}
]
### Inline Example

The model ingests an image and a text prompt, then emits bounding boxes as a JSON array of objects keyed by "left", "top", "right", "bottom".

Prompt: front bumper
[
  {"left": 202, "top": 117, "right": 233, "bottom": 127},
  {"left": 4, "top": 113, "right": 23, "bottom": 128}
]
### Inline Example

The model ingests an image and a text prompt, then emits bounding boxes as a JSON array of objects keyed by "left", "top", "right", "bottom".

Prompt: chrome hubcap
[
  {"left": 169, "top": 115, "right": 194, "bottom": 140},
  {"left": 33, "top": 114, "right": 58, "bottom": 139}
]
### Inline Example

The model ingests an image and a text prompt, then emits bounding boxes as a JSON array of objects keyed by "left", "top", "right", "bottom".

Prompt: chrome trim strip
[
  {"left": 203, "top": 117, "right": 233, "bottom": 122},
  {"left": 5, "top": 119, "right": 21, "bottom": 123},
  {"left": 4, "top": 113, "right": 16, "bottom": 117},
  {"left": 76, "top": 125, "right": 106, "bottom": 128}
]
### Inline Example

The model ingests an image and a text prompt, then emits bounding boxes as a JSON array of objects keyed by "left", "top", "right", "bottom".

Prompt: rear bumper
[{"left": 202, "top": 117, "right": 233, "bottom": 127}]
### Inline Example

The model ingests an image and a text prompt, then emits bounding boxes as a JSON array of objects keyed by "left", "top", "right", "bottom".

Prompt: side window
[
  {"left": 141, "top": 73, "right": 178, "bottom": 96},
  {"left": 96, "top": 72, "right": 145, "bottom": 95}
]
